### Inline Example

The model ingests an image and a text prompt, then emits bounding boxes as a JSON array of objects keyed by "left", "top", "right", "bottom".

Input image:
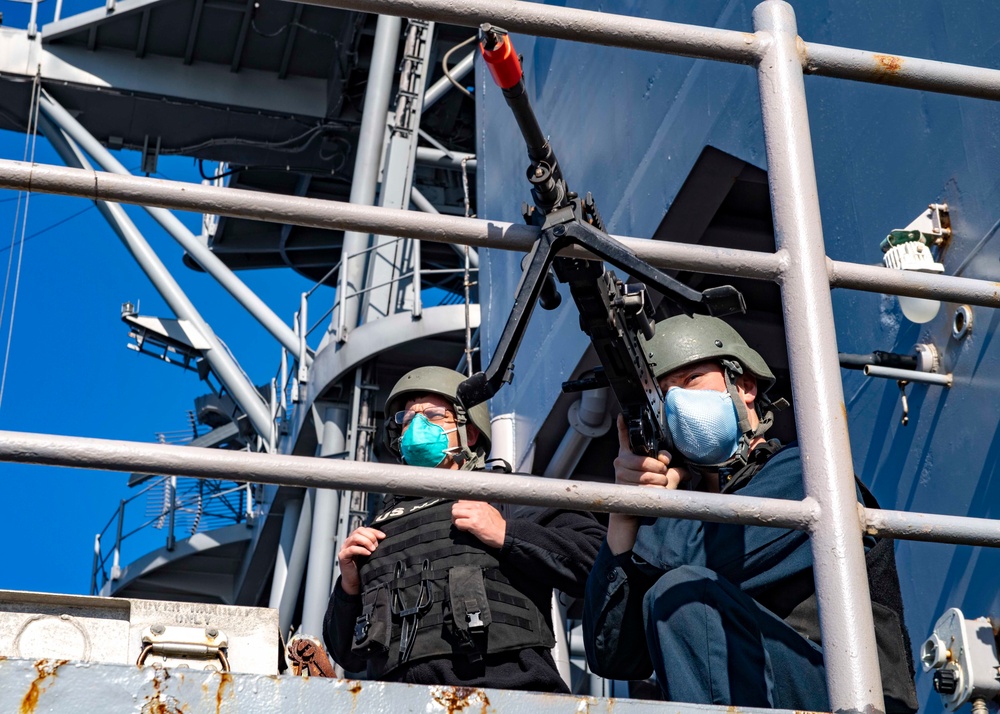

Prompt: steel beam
[
  {"left": 297, "top": 0, "right": 1000, "bottom": 102},
  {"left": 301, "top": 406, "right": 348, "bottom": 637},
  {"left": 0, "top": 429, "right": 819, "bottom": 530},
  {"left": 333, "top": 14, "right": 401, "bottom": 342},
  {"left": 422, "top": 50, "right": 474, "bottom": 110},
  {"left": 38, "top": 116, "right": 276, "bottom": 445},
  {"left": 410, "top": 186, "right": 479, "bottom": 267},
  {"left": 184, "top": 0, "right": 206, "bottom": 65},
  {"left": 231, "top": 0, "right": 256, "bottom": 72},
  {"left": 5, "top": 157, "right": 1000, "bottom": 310},
  {"left": 38, "top": 94, "right": 310, "bottom": 365},
  {"left": 754, "top": 3, "right": 882, "bottom": 711}
]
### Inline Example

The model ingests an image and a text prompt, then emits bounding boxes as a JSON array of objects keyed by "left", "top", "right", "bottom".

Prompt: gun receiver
[{"left": 459, "top": 25, "right": 746, "bottom": 456}]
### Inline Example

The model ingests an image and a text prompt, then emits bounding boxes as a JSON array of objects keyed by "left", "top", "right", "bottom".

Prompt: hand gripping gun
[{"left": 456, "top": 25, "right": 746, "bottom": 456}]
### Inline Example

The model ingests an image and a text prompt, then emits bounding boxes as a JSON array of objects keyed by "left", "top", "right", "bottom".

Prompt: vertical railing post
[
  {"left": 412, "top": 240, "right": 423, "bottom": 318},
  {"left": 752, "top": 2, "right": 884, "bottom": 712},
  {"left": 27, "top": 0, "right": 39, "bottom": 38},
  {"left": 111, "top": 499, "right": 125, "bottom": 580},
  {"left": 166, "top": 476, "right": 177, "bottom": 551},
  {"left": 90, "top": 534, "right": 101, "bottom": 595}
]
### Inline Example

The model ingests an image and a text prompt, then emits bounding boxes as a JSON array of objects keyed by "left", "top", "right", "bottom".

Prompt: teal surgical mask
[
  {"left": 664, "top": 387, "right": 741, "bottom": 465},
  {"left": 399, "top": 414, "right": 457, "bottom": 468}
]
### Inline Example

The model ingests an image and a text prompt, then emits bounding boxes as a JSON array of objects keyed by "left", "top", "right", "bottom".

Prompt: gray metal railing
[
  {"left": 90, "top": 472, "right": 256, "bottom": 595},
  {"left": 2, "top": 0, "right": 999, "bottom": 709}
]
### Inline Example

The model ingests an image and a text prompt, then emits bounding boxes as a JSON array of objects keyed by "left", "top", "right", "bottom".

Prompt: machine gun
[{"left": 456, "top": 25, "right": 746, "bottom": 456}]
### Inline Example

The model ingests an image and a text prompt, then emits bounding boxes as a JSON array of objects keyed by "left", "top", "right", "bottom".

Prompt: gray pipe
[
  {"left": 268, "top": 497, "right": 303, "bottom": 610},
  {"left": 300, "top": 406, "right": 348, "bottom": 637},
  {"left": 543, "top": 388, "right": 611, "bottom": 480},
  {"left": 38, "top": 116, "right": 275, "bottom": 443},
  {"left": 423, "top": 51, "right": 475, "bottom": 110},
  {"left": 754, "top": 3, "right": 882, "bottom": 710},
  {"left": 278, "top": 489, "right": 314, "bottom": 637},
  {"left": 37, "top": 94, "right": 308, "bottom": 365},
  {"left": 864, "top": 365, "right": 953, "bottom": 386},
  {"left": 334, "top": 14, "right": 401, "bottom": 341},
  {"left": 410, "top": 187, "right": 479, "bottom": 267},
  {"left": 415, "top": 147, "right": 477, "bottom": 170}
]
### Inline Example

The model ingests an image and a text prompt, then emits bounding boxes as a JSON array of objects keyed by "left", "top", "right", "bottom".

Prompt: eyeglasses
[{"left": 393, "top": 407, "right": 455, "bottom": 427}]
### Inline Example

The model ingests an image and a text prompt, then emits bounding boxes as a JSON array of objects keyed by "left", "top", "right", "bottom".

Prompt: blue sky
[{"left": 0, "top": 0, "right": 325, "bottom": 595}]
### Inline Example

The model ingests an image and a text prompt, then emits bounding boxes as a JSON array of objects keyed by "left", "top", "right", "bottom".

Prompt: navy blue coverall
[{"left": 583, "top": 445, "right": 861, "bottom": 710}]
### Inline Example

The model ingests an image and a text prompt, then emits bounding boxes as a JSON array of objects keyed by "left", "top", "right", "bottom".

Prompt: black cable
[
  {"left": 0, "top": 204, "right": 95, "bottom": 255},
  {"left": 197, "top": 159, "right": 242, "bottom": 182}
]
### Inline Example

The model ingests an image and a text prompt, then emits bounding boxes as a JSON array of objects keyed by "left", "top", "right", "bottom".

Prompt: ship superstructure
[{"left": 1, "top": 1, "right": 1000, "bottom": 712}]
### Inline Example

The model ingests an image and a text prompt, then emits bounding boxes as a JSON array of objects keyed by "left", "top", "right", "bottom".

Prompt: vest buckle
[
  {"left": 354, "top": 613, "right": 371, "bottom": 643},
  {"left": 466, "top": 610, "right": 485, "bottom": 632}
]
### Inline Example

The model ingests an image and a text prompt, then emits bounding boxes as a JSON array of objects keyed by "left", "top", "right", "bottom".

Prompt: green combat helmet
[
  {"left": 642, "top": 313, "right": 783, "bottom": 468},
  {"left": 383, "top": 366, "right": 492, "bottom": 470}
]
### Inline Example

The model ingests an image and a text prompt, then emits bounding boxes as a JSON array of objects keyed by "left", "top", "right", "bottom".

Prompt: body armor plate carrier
[{"left": 351, "top": 496, "right": 555, "bottom": 677}]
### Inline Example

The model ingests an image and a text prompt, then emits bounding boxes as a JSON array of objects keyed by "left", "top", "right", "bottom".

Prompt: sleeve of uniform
[
  {"left": 499, "top": 506, "right": 606, "bottom": 597},
  {"left": 323, "top": 577, "right": 367, "bottom": 673},
  {"left": 631, "top": 447, "right": 815, "bottom": 594},
  {"left": 582, "top": 542, "right": 655, "bottom": 680}
]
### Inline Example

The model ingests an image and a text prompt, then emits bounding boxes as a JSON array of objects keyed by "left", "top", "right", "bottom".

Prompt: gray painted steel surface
[
  {"left": 333, "top": 14, "right": 401, "bottom": 342},
  {"left": 0, "top": 26, "right": 327, "bottom": 118},
  {"left": 753, "top": 4, "right": 881, "bottom": 709},
  {"left": 0, "top": 657, "right": 800, "bottom": 714}
]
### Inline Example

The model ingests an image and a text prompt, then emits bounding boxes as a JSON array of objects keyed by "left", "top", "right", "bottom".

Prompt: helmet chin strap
[
  {"left": 451, "top": 402, "right": 486, "bottom": 471},
  {"left": 696, "top": 359, "right": 777, "bottom": 476}
]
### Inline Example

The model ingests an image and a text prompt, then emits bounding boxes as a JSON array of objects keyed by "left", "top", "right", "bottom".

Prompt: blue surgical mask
[
  {"left": 399, "top": 414, "right": 456, "bottom": 468},
  {"left": 664, "top": 387, "right": 741, "bottom": 465}
]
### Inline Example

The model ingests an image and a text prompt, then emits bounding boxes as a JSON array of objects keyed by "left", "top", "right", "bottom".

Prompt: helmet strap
[{"left": 451, "top": 401, "right": 486, "bottom": 470}]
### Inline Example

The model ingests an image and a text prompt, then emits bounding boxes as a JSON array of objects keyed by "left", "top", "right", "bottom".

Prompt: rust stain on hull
[
  {"left": 431, "top": 685, "right": 492, "bottom": 714},
  {"left": 216, "top": 671, "right": 233, "bottom": 714},
  {"left": 20, "top": 659, "right": 68, "bottom": 714}
]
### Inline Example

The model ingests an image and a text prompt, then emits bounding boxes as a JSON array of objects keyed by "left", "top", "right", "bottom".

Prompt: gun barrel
[{"left": 479, "top": 25, "right": 554, "bottom": 170}]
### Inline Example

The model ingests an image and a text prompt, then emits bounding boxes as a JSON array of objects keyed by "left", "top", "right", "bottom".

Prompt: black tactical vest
[{"left": 351, "top": 496, "right": 555, "bottom": 677}]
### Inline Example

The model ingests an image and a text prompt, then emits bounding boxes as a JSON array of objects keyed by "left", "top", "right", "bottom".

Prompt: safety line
[{"left": 0, "top": 72, "right": 43, "bottom": 412}]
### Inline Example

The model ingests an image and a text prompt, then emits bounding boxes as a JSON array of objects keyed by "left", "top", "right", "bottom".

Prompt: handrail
[
  {"left": 89, "top": 472, "right": 255, "bottom": 594},
  {"left": 1, "top": 159, "right": 997, "bottom": 309}
]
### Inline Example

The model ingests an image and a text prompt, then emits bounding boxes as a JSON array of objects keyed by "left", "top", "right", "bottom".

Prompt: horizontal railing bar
[
  {"left": 863, "top": 507, "right": 1000, "bottom": 547},
  {"left": 826, "top": 259, "right": 1000, "bottom": 308},
  {"left": 1, "top": 159, "right": 997, "bottom": 308},
  {"left": 804, "top": 42, "right": 1000, "bottom": 101},
  {"left": 291, "top": 0, "right": 762, "bottom": 63},
  {"left": 9, "top": 428, "right": 1000, "bottom": 549},
  {"left": 0, "top": 429, "right": 818, "bottom": 530},
  {"left": 299, "top": 0, "right": 1000, "bottom": 102}
]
